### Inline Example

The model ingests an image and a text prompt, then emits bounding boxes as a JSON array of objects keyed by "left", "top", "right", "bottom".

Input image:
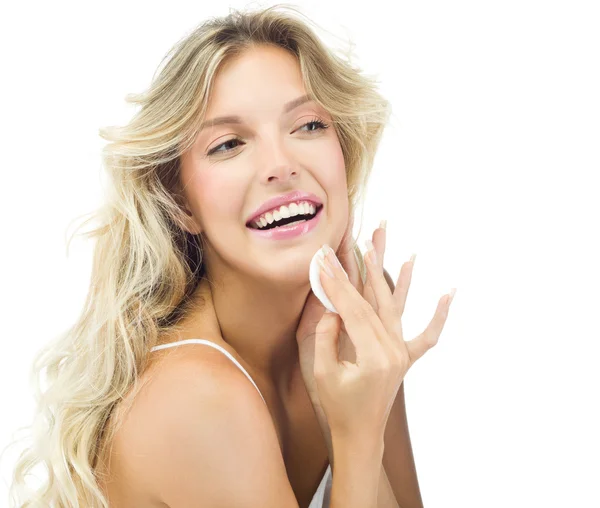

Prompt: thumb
[{"left": 313, "top": 311, "right": 342, "bottom": 377}]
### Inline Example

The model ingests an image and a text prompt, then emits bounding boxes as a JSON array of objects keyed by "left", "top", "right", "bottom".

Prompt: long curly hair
[{"left": 3, "top": 4, "right": 391, "bottom": 506}]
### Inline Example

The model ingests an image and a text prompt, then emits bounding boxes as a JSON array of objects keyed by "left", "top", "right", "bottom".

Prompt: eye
[
  {"left": 207, "top": 138, "right": 243, "bottom": 156},
  {"left": 206, "top": 118, "right": 330, "bottom": 157},
  {"left": 298, "top": 118, "right": 330, "bottom": 133}
]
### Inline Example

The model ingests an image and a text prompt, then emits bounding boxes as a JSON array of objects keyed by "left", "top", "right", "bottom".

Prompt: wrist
[{"left": 332, "top": 431, "right": 384, "bottom": 469}]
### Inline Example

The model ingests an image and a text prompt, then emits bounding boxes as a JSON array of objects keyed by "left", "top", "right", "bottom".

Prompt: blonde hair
[{"left": 3, "top": 3, "right": 391, "bottom": 506}]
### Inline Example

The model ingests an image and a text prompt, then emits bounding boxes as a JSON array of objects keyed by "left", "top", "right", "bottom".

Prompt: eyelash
[{"left": 206, "top": 118, "right": 330, "bottom": 157}]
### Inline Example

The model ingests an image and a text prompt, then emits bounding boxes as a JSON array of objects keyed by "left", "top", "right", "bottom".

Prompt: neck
[
  {"left": 178, "top": 263, "right": 312, "bottom": 396},
  {"left": 210, "top": 270, "right": 311, "bottom": 395}
]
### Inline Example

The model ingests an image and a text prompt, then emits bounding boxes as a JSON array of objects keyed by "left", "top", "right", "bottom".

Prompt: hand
[
  {"left": 334, "top": 216, "right": 389, "bottom": 366},
  {"left": 297, "top": 215, "right": 456, "bottom": 443},
  {"left": 296, "top": 215, "right": 403, "bottom": 459},
  {"left": 296, "top": 215, "right": 365, "bottom": 463}
]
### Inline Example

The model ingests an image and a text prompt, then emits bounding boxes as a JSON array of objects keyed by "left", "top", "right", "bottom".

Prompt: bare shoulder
[{"left": 110, "top": 345, "right": 299, "bottom": 508}]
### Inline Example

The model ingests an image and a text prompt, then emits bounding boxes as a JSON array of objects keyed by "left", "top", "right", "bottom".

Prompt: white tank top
[{"left": 150, "top": 338, "right": 332, "bottom": 508}]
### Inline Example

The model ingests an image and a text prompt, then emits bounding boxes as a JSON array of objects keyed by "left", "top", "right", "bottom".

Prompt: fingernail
[
  {"left": 364, "top": 239, "right": 377, "bottom": 265},
  {"left": 318, "top": 258, "right": 335, "bottom": 278},
  {"left": 379, "top": 219, "right": 387, "bottom": 230},
  {"left": 448, "top": 287, "right": 457, "bottom": 305},
  {"left": 410, "top": 253, "right": 417, "bottom": 264},
  {"left": 322, "top": 244, "right": 348, "bottom": 279},
  {"left": 321, "top": 244, "right": 338, "bottom": 270}
]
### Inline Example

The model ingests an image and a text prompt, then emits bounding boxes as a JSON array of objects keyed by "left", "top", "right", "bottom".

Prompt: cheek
[
  {"left": 190, "top": 173, "right": 246, "bottom": 227},
  {"left": 327, "top": 142, "right": 348, "bottom": 194},
  {"left": 329, "top": 143, "right": 350, "bottom": 225}
]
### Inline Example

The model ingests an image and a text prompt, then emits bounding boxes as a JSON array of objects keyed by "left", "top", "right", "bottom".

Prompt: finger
[
  {"left": 377, "top": 220, "right": 387, "bottom": 268},
  {"left": 363, "top": 239, "right": 404, "bottom": 351},
  {"left": 404, "top": 291, "right": 454, "bottom": 365},
  {"left": 362, "top": 225, "right": 386, "bottom": 310},
  {"left": 393, "top": 254, "right": 416, "bottom": 317},
  {"left": 318, "top": 246, "right": 388, "bottom": 365}
]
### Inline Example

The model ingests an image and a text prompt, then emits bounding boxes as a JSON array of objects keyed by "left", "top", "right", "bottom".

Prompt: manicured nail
[
  {"left": 318, "top": 258, "right": 335, "bottom": 278},
  {"left": 321, "top": 244, "right": 342, "bottom": 272},
  {"left": 364, "top": 239, "right": 377, "bottom": 265},
  {"left": 409, "top": 253, "right": 416, "bottom": 264},
  {"left": 379, "top": 219, "right": 387, "bottom": 230},
  {"left": 448, "top": 288, "right": 457, "bottom": 305}
]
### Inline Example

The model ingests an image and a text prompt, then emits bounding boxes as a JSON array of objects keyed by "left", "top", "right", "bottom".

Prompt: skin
[
  {"left": 173, "top": 44, "right": 349, "bottom": 397},
  {"left": 145, "top": 43, "right": 427, "bottom": 507},
  {"left": 94, "top": 40, "right": 431, "bottom": 508}
]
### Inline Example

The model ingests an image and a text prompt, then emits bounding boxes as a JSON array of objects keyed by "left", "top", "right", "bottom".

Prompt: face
[{"left": 179, "top": 44, "right": 348, "bottom": 284}]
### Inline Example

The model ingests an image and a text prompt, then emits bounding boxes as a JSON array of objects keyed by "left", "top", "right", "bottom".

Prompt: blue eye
[{"left": 206, "top": 118, "right": 330, "bottom": 156}]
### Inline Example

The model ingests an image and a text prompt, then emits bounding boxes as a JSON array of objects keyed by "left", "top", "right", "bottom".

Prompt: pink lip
[
  {"left": 247, "top": 204, "right": 324, "bottom": 240},
  {"left": 246, "top": 190, "right": 323, "bottom": 225}
]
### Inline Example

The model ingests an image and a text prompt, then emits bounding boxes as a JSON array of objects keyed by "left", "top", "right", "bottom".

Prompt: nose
[
  {"left": 267, "top": 166, "right": 298, "bottom": 183},
  {"left": 258, "top": 135, "right": 300, "bottom": 183}
]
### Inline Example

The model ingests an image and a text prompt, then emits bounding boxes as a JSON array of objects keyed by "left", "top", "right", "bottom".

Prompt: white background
[{"left": 1, "top": 1, "right": 598, "bottom": 506}]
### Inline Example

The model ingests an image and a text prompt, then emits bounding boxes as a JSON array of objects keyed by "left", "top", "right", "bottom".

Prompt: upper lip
[{"left": 246, "top": 190, "right": 323, "bottom": 225}]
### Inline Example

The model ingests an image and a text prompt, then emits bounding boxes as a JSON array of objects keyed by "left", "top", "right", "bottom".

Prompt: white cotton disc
[{"left": 309, "top": 246, "right": 348, "bottom": 314}]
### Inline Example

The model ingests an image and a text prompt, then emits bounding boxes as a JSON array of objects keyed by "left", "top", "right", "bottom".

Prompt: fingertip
[
  {"left": 449, "top": 288, "right": 457, "bottom": 304},
  {"left": 318, "top": 258, "right": 334, "bottom": 280}
]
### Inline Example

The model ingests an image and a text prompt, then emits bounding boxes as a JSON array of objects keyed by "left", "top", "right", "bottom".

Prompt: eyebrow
[{"left": 198, "top": 94, "right": 314, "bottom": 131}]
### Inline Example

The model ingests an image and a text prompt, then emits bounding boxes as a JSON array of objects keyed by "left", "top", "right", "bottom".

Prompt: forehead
[{"left": 204, "top": 46, "right": 307, "bottom": 115}]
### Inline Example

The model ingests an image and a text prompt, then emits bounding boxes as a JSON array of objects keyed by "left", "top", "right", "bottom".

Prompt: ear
[
  {"left": 173, "top": 186, "right": 203, "bottom": 235},
  {"left": 177, "top": 206, "right": 202, "bottom": 235}
]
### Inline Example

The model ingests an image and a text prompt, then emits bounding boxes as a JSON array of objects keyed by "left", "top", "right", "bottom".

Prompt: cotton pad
[{"left": 309, "top": 246, "right": 349, "bottom": 314}]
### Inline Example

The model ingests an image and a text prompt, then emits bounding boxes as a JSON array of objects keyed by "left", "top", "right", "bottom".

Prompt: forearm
[
  {"left": 378, "top": 463, "right": 401, "bottom": 508},
  {"left": 383, "top": 381, "right": 424, "bottom": 508},
  {"left": 326, "top": 432, "right": 399, "bottom": 508},
  {"left": 330, "top": 434, "right": 384, "bottom": 508}
]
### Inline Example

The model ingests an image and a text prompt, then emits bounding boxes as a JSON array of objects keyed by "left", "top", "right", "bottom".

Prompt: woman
[{"left": 8, "top": 4, "right": 454, "bottom": 507}]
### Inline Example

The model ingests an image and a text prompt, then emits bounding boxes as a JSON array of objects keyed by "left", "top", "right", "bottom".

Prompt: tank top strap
[
  {"left": 308, "top": 464, "right": 332, "bottom": 508},
  {"left": 150, "top": 338, "right": 267, "bottom": 406}
]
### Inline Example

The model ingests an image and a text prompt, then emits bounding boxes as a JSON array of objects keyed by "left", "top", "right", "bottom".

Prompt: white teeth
[
  {"left": 251, "top": 201, "right": 319, "bottom": 229},
  {"left": 252, "top": 202, "right": 318, "bottom": 229},
  {"left": 288, "top": 203, "right": 300, "bottom": 216}
]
